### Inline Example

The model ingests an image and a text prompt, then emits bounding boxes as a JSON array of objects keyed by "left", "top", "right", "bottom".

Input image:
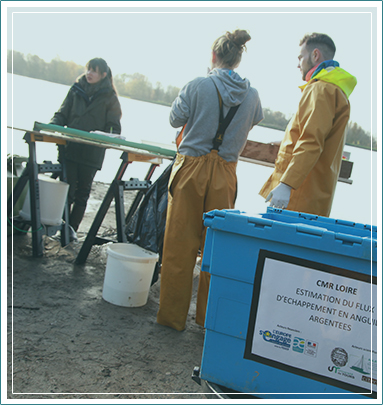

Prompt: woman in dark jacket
[{"left": 50, "top": 58, "right": 122, "bottom": 235}]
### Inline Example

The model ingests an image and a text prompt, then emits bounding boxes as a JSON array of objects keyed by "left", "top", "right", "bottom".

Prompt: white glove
[{"left": 265, "top": 182, "right": 292, "bottom": 209}]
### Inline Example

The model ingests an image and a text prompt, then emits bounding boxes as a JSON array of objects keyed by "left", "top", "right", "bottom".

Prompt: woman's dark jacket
[{"left": 50, "top": 75, "right": 122, "bottom": 170}]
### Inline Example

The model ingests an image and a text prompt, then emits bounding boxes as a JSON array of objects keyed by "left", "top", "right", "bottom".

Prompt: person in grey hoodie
[{"left": 157, "top": 29, "right": 263, "bottom": 331}]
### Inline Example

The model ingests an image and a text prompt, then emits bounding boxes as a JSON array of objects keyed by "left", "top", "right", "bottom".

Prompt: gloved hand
[{"left": 265, "top": 182, "right": 292, "bottom": 209}]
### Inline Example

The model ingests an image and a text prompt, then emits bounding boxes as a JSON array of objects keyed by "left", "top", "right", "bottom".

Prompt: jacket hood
[
  {"left": 209, "top": 68, "right": 250, "bottom": 107},
  {"left": 76, "top": 74, "right": 114, "bottom": 97},
  {"left": 299, "top": 67, "right": 357, "bottom": 99}
]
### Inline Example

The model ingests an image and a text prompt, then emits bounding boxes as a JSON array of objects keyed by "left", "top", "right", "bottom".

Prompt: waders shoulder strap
[{"left": 210, "top": 79, "right": 240, "bottom": 151}]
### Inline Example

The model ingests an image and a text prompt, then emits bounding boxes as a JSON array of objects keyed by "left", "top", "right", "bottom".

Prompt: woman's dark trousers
[{"left": 66, "top": 162, "right": 98, "bottom": 231}]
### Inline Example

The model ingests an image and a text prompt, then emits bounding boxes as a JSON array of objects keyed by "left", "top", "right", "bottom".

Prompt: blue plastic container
[
  {"left": 262, "top": 206, "right": 377, "bottom": 239},
  {"left": 200, "top": 209, "right": 377, "bottom": 399}
]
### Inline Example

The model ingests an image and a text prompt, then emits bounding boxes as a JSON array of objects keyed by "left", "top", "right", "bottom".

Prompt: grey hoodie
[{"left": 170, "top": 68, "right": 263, "bottom": 162}]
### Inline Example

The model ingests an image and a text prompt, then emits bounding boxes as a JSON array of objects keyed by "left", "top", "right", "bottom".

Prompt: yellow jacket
[{"left": 259, "top": 67, "right": 357, "bottom": 217}]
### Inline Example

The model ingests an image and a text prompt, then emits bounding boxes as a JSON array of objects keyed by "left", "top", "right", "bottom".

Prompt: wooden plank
[
  {"left": 127, "top": 153, "right": 162, "bottom": 164},
  {"left": 240, "top": 140, "right": 279, "bottom": 163},
  {"left": 33, "top": 122, "right": 176, "bottom": 158},
  {"left": 241, "top": 140, "right": 353, "bottom": 180},
  {"left": 30, "top": 133, "right": 66, "bottom": 145},
  {"left": 9, "top": 126, "right": 173, "bottom": 161}
]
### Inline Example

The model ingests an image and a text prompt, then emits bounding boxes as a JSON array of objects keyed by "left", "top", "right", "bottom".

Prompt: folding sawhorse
[
  {"left": 75, "top": 152, "right": 161, "bottom": 264},
  {"left": 8, "top": 123, "right": 174, "bottom": 260},
  {"left": 7, "top": 131, "right": 70, "bottom": 257}
]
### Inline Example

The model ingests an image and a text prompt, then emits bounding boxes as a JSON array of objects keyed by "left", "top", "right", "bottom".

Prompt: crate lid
[
  {"left": 263, "top": 207, "right": 377, "bottom": 237},
  {"left": 203, "top": 209, "right": 377, "bottom": 263}
]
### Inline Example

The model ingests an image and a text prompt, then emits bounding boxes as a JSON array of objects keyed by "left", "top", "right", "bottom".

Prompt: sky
[{"left": 3, "top": 1, "right": 381, "bottom": 136}]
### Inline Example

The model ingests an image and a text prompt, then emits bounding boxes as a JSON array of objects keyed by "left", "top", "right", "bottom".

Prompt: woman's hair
[
  {"left": 85, "top": 57, "right": 117, "bottom": 92},
  {"left": 212, "top": 29, "right": 251, "bottom": 69}
]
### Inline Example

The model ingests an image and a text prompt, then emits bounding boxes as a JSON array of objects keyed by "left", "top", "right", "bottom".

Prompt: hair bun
[
  {"left": 212, "top": 29, "right": 251, "bottom": 68},
  {"left": 226, "top": 29, "right": 251, "bottom": 50}
]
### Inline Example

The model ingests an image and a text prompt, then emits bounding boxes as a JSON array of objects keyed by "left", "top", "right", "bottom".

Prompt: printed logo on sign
[
  {"left": 292, "top": 337, "right": 318, "bottom": 356},
  {"left": 304, "top": 340, "right": 318, "bottom": 357},
  {"left": 328, "top": 365, "right": 355, "bottom": 380},
  {"left": 361, "top": 376, "right": 377, "bottom": 385},
  {"left": 350, "top": 355, "right": 370, "bottom": 375},
  {"left": 292, "top": 337, "right": 305, "bottom": 353},
  {"left": 259, "top": 329, "right": 291, "bottom": 349},
  {"left": 331, "top": 347, "right": 348, "bottom": 367}
]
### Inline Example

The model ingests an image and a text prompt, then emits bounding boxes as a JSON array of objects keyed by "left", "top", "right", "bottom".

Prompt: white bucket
[
  {"left": 102, "top": 243, "right": 159, "bottom": 307},
  {"left": 19, "top": 174, "right": 69, "bottom": 226}
]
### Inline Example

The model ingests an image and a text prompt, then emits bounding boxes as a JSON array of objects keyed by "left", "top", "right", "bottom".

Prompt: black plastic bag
[{"left": 126, "top": 160, "right": 174, "bottom": 284}]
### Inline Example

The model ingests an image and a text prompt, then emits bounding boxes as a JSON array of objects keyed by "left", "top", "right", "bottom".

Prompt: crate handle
[
  {"left": 334, "top": 233, "right": 363, "bottom": 246},
  {"left": 295, "top": 224, "right": 326, "bottom": 236}
]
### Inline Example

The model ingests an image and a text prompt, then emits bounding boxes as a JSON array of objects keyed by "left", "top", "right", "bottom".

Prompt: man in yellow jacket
[{"left": 260, "top": 33, "right": 357, "bottom": 217}]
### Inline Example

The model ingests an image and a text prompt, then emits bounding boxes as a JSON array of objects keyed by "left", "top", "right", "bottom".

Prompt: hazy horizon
[
  {"left": 6, "top": 48, "right": 375, "bottom": 139},
  {"left": 4, "top": 3, "right": 380, "bottom": 137}
]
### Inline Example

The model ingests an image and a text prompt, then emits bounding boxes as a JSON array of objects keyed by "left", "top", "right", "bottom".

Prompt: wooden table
[{"left": 8, "top": 122, "right": 175, "bottom": 259}]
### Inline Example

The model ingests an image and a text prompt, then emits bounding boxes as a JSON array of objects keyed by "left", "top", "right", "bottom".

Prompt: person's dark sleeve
[
  {"left": 49, "top": 88, "right": 74, "bottom": 126},
  {"left": 105, "top": 95, "right": 122, "bottom": 134}
]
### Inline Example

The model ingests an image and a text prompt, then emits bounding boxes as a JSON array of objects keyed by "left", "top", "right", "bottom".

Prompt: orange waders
[{"left": 157, "top": 150, "right": 237, "bottom": 331}]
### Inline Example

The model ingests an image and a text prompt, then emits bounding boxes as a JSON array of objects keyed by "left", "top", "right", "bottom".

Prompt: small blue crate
[{"left": 200, "top": 209, "right": 377, "bottom": 399}]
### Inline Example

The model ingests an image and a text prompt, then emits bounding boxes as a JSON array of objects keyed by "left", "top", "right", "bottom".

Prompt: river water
[{"left": 6, "top": 74, "right": 378, "bottom": 226}]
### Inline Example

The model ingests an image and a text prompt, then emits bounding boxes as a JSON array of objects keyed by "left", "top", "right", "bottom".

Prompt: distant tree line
[
  {"left": 7, "top": 50, "right": 179, "bottom": 106},
  {"left": 7, "top": 50, "right": 376, "bottom": 150},
  {"left": 113, "top": 73, "right": 180, "bottom": 105},
  {"left": 260, "top": 108, "right": 290, "bottom": 131},
  {"left": 345, "top": 121, "right": 377, "bottom": 150},
  {"left": 8, "top": 50, "right": 85, "bottom": 86},
  {"left": 261, "top": 108, "right": 376, "bottom": 151}
]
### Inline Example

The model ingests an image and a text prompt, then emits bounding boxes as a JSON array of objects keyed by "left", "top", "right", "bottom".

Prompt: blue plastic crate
[
  {"left": 200, "top": 209, "right": 377, "bottom": 399},
  {"left": 262, "top": 207, "right": 377, "bottom": 239}
]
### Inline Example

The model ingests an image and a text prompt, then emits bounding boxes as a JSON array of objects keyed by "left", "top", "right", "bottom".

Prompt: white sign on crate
[{"left": 245, "top": 250, "right": 377, "bottom": 395}]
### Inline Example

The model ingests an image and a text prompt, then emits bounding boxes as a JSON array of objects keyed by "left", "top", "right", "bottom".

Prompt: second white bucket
[
  {"left": 102, "top": 243, "right": 159, "bottom": 307},
  {"left": 19, "top": 174, "right": 69, "bottom": 226}
]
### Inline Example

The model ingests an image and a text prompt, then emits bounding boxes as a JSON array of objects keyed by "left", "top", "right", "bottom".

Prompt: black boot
[{"left": 69, "top": 204, "right": 87, "bottom": 232}]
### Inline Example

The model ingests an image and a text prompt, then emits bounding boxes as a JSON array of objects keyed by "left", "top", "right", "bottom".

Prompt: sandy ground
[{"left": 7, "top": 181, "right": 209, "bottom": 400}]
